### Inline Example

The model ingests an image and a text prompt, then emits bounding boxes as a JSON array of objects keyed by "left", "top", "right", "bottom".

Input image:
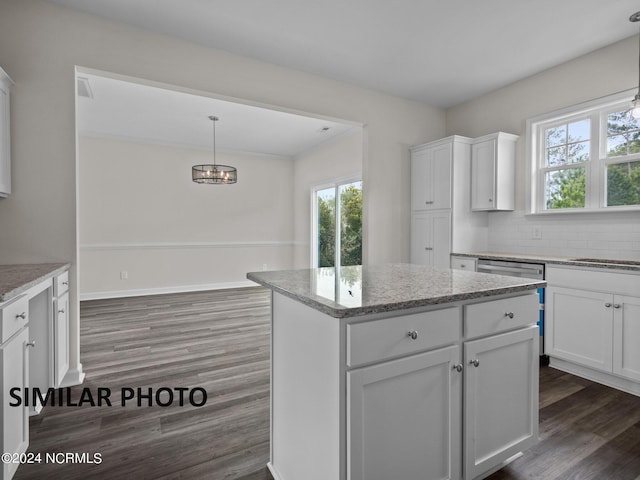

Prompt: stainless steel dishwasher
[{"left": 476, "top": 259, "right": 546, "bottom": 360}]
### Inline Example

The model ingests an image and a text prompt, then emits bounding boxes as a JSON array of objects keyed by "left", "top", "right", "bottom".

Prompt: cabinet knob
[
  {"left": 469, "top": 359, "right": 480, "bottom": 368},
  {"left": 488, "top": 198, "right": 493, "bottom": 202},
  {"left": 453, "top": 363, "right": 463, "bottom": 373},
  {"left": 407, "top": 330, "right": 419, "bottom": 340},
  {"left": 16, "top": 312, "right": 27, "bottom": 320},
  {"left": 605, "top": 303, "right": 612, "bottom": 308},
  {"left": 460, "top": 264, "right": 466, "bottom": 268},
  {"left": 62, "top": 281, "right": 69, "bottom": 286},
  {"left": 58, "top": 309, "right": 65, "bottom": 314},
  {"left": 26, "top": 340, "right": 36, "bottom": 348},
  {"left": 505, "top": 312, "right": 514, "bottom": 319},
  {"left": 613, "top": 304, "right": 621, "bottom": 309}
]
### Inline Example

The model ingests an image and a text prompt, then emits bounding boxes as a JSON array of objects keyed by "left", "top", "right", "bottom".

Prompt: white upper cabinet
[
  {"left": 411, "top": 140, "right": 452, "bottom": 211},
  {"left": 471, "top": 132, "right": 519, "bottom": 211},
  {"left": 0, "top": 67, "right": 13, "bottom": 198}
]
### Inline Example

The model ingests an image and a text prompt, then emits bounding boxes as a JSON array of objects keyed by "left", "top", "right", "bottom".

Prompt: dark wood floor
[{"left": 14, "top": 287, "right": 640, "bottom": 479}]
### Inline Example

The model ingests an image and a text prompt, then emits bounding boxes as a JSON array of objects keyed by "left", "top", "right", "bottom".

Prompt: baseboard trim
[
  {"left": 60, "top": 367, "right": 86, "bottom": 388},
  {"left": 80, "top": 280, "right": 258, "bottom": 301},
  {"left": 549, "top": 357, "right": 640, "bottom": 397}
]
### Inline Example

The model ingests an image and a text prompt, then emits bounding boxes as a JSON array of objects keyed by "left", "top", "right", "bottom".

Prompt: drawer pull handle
[
  {"left": 16, "top": 312, "right": 27, "bottom": 320},
  {"left": 613, "top": 304, "right": 621, "bottom": 309},
  {"left": 424, "top": 247, "right": 433, "bottom": 251},
  {"left": 407, "top": 330, "right": 419, "bottom": 340},
  {"left": 453, "top": 363, "right": 463, "bottom": 373},
  {"left": 469, "top": 359, "right": 480, "bottom": 368},
  {"left": 62, "top": 281, "right": 69, "bottom": 286},
  {"left": 58, "top": 309, "right": 65, "bottom": 314},
  {"left": 26, "top": 340, "right": 36, "bottom": 348},
  {"left": 605, "top": 303, "right": 612, "bottom": 308},
  {"left": 505, "top": 312, "right": 514, "bottom": 319},
  {"left": 425, "top": 201, "right": 434, "bottom": 205}
]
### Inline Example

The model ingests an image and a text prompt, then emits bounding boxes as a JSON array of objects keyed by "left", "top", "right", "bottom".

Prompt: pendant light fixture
[
  {"left": 630, "top": 11, "right": 640, "bottom": 119},
  {"left": 192, "top": 115, "right": 237, "bottom": 184}
]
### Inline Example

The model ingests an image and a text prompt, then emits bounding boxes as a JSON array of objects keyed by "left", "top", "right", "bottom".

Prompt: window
[
  {"left": 312, "top": 180, "right": 362, "bottom": 268},
  {"left": 528, "top": 90, "right": 640, "bottom": 213}
]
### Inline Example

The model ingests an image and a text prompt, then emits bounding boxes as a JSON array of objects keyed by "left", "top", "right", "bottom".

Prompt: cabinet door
[
  {"left": 545, "top": 286, "right": 613, "bottom": 372},
  {"left": 613, "top": 295, "right": 640, "bottom": 382},
  {"left": 464, "top": 326, "right": 538, "bottom": 480},
  {"left": 411, "top": 143, "right": 452, "bottom": 211},
  {"left": 1, "top": 328, "right": 29, "bottom": 480},
  {"left": 348, "top": 345, "right": 461, "bottom": 480},
  {"left": 471, "top": 139, "right": 496, "bottom": 211},
  {"left": 54, "top": 291, "right": 70, "bottom": 387},
  {"left": 410, "top": 212, "right": 451, "bottom": 268}
]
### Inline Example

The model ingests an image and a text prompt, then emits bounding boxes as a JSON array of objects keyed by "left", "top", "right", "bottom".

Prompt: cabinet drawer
[
  {"left": 465, "top": 293, "right": 539, "bottom": 339},
  {"left": 347, "top": 307, "right": 460, "bottom": 367},
  {"left": 0, "top": 295, "right": 28, "bottom": 343},
  {"left": 451, "top": 256, "right": 477, "bottom": 271},
  {"left": 55, "top": 270, "right": 69, "bottom": 296}
]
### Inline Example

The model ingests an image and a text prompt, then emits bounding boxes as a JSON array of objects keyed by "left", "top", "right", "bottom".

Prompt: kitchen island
[{"left": 248, "top": 263, "right": 546, "bottom": 480}]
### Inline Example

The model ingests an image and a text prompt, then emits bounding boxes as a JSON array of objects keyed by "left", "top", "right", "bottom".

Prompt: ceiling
[
  {"left": 76, "top": 73, "right": 356, "bottom": 157},
  {"left": 51, "top": 0, "right": 640, "bottom": 108}
]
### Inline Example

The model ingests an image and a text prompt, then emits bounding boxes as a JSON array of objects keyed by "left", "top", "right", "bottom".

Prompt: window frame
[
  {"left": 310, "top": 175, "right": 362, "bottom": 269},
  {"left": 527, "top": 89, "right": 640, "bottom": 214}
]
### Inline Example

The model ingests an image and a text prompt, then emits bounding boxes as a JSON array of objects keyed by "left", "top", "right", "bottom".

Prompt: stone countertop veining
[
  {"left": 451, "top": 252, "right": 640, "bottom": 272},
  {"left": 0, "top": 263, "right": 70, "bottom": 303},
  {"left": 247, "top": 263, "right": 545, "bottom": 319}
]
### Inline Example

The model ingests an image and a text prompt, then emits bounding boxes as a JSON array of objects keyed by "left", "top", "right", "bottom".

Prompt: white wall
[
  {"left": 0, "top": 0, "right": 444, "bottom": 381},
  {"left": 292, "top": 129, "right": 363, "bottom": 268},
  {"left": 78, "top": 136, "right": 294, "bottom": 298},
  {"left": 446, "top": 37, "right": 640, "bottom": 260}
]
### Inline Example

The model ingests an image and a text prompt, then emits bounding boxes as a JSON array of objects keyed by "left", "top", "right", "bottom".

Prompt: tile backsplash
[{"left": 487, "top": 211, "right": 640, "bottom": 260}]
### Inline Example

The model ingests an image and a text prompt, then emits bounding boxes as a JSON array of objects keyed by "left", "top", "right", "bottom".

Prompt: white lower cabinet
[
  {"left": 463, "top": 326, "right": 538, "bottom": 480},
  {"left": 546, "top": 286, "right": 613, "bottom": 372},
  {"left": 269, "top": 292, "right": 539, "bottom": 480},
  {"left": 546, "top": 265, "right": 640, "bottom": 393},
  {"left": 54, "top": 291, "right": 69, "bottom": 387},
  {"left": 348, "top": 345, "right": 462, "bottom": 480},
  {"left": 1, "top": 326, "right": 30, "bottom": 480},
  {"left": 613, "top": 295, "right": 640, "bottom": 382}
]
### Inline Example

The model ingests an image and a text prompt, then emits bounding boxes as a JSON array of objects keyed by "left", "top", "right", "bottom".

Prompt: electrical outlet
[
  {"left": 120, "top": 270, "right": 128, "bottom": 280},
  {"left": 532, "top": 226, "right": 542, "bottom": 240}
]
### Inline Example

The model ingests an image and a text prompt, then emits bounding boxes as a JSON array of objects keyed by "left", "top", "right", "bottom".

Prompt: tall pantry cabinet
[{"left": 410, "top": 136, "right": 487, "bottom": 267}]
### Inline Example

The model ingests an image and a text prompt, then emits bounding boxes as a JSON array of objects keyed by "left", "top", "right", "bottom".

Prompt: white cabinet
[
  {"left": 451, "top": 255, "right": 477, "bottom": 272},
  {"left": 546, "top": 286, "right": 613, "bottom": 372},
  {"left": 410, "top": 211, "right": 451, "bottom": 268},
  {"left": 268, "top": 290, "right": 540, "bottom": 480},
  {"left": 463, "top": 326, "right": 538, "bottom": 480},
  {"left": 546, "top": 265, "right": 640, "bottom": 393},
  {"left": 410, "top": 141, "right": 452, "bottom": 211},
  {"left": 1, "top": 297, "right": 30, "bottom": 480},
  {"left": 348, "top": 346, "right": 461, "bottom": 480},
  {"left": 54, "top": 291, "right": 69, "bottom": 387},
  {"left": 53, "top": 270, "right": 70, "bottom": 387},
  {"left": 471, "top": 132, "right": 518, "bottom": 211},
  {"left": 410, "top": 135, "right": 488, "bottom": 263},
  {"left": 0, "top": 67, "right": 13, "bottom": 198}
]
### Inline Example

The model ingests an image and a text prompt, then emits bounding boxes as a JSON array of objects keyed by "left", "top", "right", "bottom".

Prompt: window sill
[{"left": 526, "top": 205, "right": 640, "bottom": 216}]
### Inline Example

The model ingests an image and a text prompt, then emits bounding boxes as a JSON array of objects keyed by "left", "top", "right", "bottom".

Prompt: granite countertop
[
  {"left": 451, "top": 252, "right": 640, "bottom": 272},
  {"left": 0, "top": 263, "right": 70, "bottom": 303},
  {"left": 247, "top": 263, "right": 545, "bottom": 318}
]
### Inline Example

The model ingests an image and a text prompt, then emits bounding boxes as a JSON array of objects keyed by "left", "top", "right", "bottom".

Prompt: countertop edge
[
  {"left": 451, "top": 252, "right": 640, "bottom": 272},
  {"left": 0, "top": 263, "right": 70, "bottom": 303},
  {"left": 248, "top": 272, "right": 545, "bottom": 319}
]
